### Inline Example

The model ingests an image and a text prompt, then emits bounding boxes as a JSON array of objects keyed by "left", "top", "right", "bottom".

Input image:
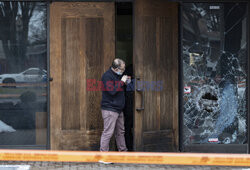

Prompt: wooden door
[
  {"left": 50, "top": 2, "right": 115, "bottom": 150},
  {"left": 134, "top": 0, "right": 179, "bottom": 152}
]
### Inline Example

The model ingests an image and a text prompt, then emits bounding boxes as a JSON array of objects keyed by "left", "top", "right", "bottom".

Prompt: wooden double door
[{"left": 50, "top": 0, "right": 178, "bottom": 151}]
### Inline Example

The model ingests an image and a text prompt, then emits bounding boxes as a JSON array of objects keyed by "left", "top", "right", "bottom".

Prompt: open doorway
[
  {"left": 49, "top": 0, "right": 178, "bottom": 152},
  {"left": 116, "top": 2, "right": 134, "bottom": 151},
  {"left": 116, "top": 0, "right": 179, "bottom": 152}
]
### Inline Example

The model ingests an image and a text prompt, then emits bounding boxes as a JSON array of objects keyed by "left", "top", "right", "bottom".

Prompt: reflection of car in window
[{"left": 0, "top": 68, "right": 47, "bottom": 84}]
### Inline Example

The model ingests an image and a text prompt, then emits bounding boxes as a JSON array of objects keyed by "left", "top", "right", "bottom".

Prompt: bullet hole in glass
[{"left": 202, "top": 93, "right": 218, "bottom": 101}]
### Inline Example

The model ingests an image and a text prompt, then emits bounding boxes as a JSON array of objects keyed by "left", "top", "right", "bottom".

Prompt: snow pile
[{"left": 0, "top": 120, "right": 16, "bottom": 133}]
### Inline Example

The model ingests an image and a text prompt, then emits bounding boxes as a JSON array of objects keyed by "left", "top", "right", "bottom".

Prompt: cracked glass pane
[{"left": 182, "top": 3, "right": 247, "bottom": 145}]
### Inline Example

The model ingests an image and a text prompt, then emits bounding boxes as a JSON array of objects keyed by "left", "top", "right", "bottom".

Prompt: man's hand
[
  {"left": 126, "top": 76, "right": 131, "bottom": 84},
  {"left": 121, "top": 75, "right": 128, "bottom": 83}
]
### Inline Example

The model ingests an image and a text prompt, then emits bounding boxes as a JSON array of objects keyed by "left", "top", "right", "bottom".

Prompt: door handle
[
  {"left": 136, "top": 77, "right": 144, "bottom": 111},
  {"left": 49, "top": 77, "right": 53, "bottom": 81}
]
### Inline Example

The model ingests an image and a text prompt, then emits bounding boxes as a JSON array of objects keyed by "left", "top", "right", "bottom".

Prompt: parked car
[{"left": 0, "top": 68, "right": 47, "bottom": 84}]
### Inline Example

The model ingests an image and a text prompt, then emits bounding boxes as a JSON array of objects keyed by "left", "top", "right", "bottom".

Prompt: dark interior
[{"left": 116, "top": 2, "right": 134, "bottom": 151}]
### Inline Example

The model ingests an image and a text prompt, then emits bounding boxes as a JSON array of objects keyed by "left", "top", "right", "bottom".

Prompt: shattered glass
[{"left": 182, "top": 3, "right": 247, "bottom": 145}]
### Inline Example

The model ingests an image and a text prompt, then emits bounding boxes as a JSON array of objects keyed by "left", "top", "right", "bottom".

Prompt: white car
[{"left": 0, "top": 68, "right": 47, "bottom": 84}]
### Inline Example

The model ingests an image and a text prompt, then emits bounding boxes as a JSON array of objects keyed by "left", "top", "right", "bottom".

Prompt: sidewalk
[
  {"left": 1, "top": 150, "right": 250, "bottom": 169},
  {"left": 0, "top": 161, "right": 250, "bottom": 170}
]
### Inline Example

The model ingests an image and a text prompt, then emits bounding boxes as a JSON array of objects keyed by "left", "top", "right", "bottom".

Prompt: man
[{"left": 100, "top": 58, "right": 130, "bottom": 152}]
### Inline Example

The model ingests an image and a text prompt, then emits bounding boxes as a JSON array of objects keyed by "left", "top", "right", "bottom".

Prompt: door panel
[
  {"left": 134, "top": 0, "right": 178, "bottom": 152},
  {"left": 50, "top": 2, "right": 114, "bottom": 150}
]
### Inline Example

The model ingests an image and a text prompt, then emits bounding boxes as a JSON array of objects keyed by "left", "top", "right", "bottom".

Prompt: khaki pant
[{"left": 100, "top": 110, "right": 127, "bottom": 151}]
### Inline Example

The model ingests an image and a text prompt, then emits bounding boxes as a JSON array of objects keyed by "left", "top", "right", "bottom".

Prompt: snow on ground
[{"left": 0, "top": 120, "right": 16, "bottom": 133}]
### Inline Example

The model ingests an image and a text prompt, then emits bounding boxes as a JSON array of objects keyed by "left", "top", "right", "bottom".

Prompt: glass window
[
  {"left": 23, "top": 69, "right": 43, "bottom": 75},
  {"left": 182, "top": 3, "right": 247, "bottom": 145},
  {"left": 0, "top": 2, "right": 47, "bottom": 147}
]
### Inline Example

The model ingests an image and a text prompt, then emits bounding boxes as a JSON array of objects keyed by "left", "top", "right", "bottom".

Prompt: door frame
[
  {"left": 48, "top": 0, "right": 132, "bottom": 150},
  {"left": 178, "top": 0, "right": 250, "bottom": 153}
]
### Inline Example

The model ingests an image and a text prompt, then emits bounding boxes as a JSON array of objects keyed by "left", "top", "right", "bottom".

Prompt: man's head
[{"left": 111, "top": 58, "right": 125, "bottom": 75}]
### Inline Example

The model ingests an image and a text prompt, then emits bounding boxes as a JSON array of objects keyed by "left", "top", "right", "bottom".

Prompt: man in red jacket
[{"left": 100, "top": 58, "right": 130, "bottom": 152}]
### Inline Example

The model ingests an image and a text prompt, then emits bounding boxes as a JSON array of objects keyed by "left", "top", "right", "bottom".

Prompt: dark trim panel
[
  {"left": 0, "top": 145, "right": 47, "bottom": 150},
  {"left": 115, "top": 2, "right": 117, "bottom": 60},
  {"left": 0, "top": 0, "right": 133, "bottom": 2},
  {"left": 247, "top": 1, "right": 250, "bottom": 154},
  {"left": 46, "top": 0, "right": 50, "bottom": 150},
  {"left": 0, "top": 0, "right": 114, "bottom": 1},
  {"left": 173, "top": 0, "right": 249, "bottom": 2},
  {"left": 184, "top": 144, "right": 248, "bottom": 153},
  {"left": 115, "top": 0, "right": 133, "bottom": 2},
  {"left": 178, "top": 2, "right": 184, "bottom": 152},
  {"left": 132, "top": 0, "right": 136, "bottom": 152}
]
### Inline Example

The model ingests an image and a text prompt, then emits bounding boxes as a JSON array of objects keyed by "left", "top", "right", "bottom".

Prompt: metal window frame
[
  {"left": 178, "top": 2, "right": 183, "bottom": 152},
  {"left": 46, "top": 0, "right": 50, "bottom": 150},
  {"left": 247, "top": 1, "right": 250, "bottom": 154}
]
